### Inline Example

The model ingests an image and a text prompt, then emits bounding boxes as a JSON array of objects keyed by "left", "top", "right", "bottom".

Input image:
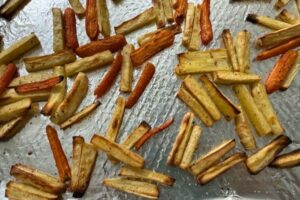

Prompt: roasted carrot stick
[
  {"left": 265, "top": 50, "right": 298, "bottom": 94},
  {"left": 46, "top": 125, "right": 71, "bottom": 183},
  {"left": 135, "top": 118, "right": 174, "bottom": 150},
  {"left": 200, "top": 0, "right": 213, "bottom": 45},
  {"left": 126, "top": 63, "right": 155, "bottom": 109},
  {"left": 86, "top": 0, "right": 98, "bottom": 41},
  {"left": 0, "top": 63, "right": 17, "bottom": 96},
  {"left": 75, "top": 35, "right": 127, "bottom": 57},
  {"left": 64, "top": 8, "right": 79, "bottom": 50},
  {"left": 15, "top": 76, "right": 64, "bottom": 94},
  {"left": 174, "top": 0, "right": 188, "bottom": 24},
  {"left": 94, "top": 52, "right": 122, "bottom": 98},
  {"left": 257, "top": 37, "right": 300, "bottom": 60}
]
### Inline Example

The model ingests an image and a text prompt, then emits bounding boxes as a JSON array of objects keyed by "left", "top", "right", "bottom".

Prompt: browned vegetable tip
[
  {"left": 75, "top": 35, "right": 127, "bottom": 57},
  {"left": 245, "top": 135, "right": 291, "bottom": 174},
  {"left": 0, "top": 0, "right": 30, "bottom": 19},
  {"left": 270, "top": 149, "right": 300, "bottom": 168},
  {"left": 174, "top": 0, "right": 188, "bottom": 24},
  {"left": 200, "top": 0, "right": 213, "bottom": 45},
  {"left": 135, "top": 118, "right": 174, "bottom": 150},
  {"left": 126, "top": 63, "right": 155, "bottom": 109},
  {"left": 64, "top": 8, "right": 79, "bottom": 50},
  {"left": 131, "top": 29, "right": 174, "bottom": 67},
  {"left": 0, "top": 63, "right": 17, "bottom": 96},
  {"left": 265, "top": 50, "right": 297, "bottom": 94},
  {"left": 197, "top": 152, "right": 247, "bottom": 185},
  {"left": 276, "top": 9, "right": 300, "bottom": 25},
  {"left": 15, "top": 76, "right": 63, "bottom": 94},
  {"left": 85, "top": 0, "right": 98, "bottom": 41},
  {"left": 46, "top": 125, "right": 71, "bottom": 183},
  {"left": 94, "top": 52, "right": 122, "bottom": 98},
  {"left": 222, "top": 29, "right": 239, "bottom": 71}
]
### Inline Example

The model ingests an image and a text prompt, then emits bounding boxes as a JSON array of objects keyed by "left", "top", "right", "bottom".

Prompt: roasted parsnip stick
[
  {"left": 246, "top": 135, "right": 291, "bottom": 174},
  {"left": 246, "top": 14, "right": 291, "bottom": 30},
  {"left": 174, "top": 0, "right": 187, "bottom": 24},
  {"left": 188, "top": 5, "right": 201, "bottom": 51},
  {"left": 0, "top": 33, "right": 40, "bottom": 65},
  {"left": 75, "top": 35, "right": 127, "bottom": 57},
  {"left": 281, "top": 51, "right": 300, "bottom": 90},
  {"left": 222, "top": 29, "right": 239, "bottom": 71},
  {"left": 270, "top": 149, "right": 300, "bottom": 168},
  {"left": 274, "top": 0, "right": 290, "bottom": 10},
  {"left": 162, "top": 0, "right": 174, "bottom": 22},
  {"left": 0, "top": 63, "right": 17, "bottom": 96},
  {"left": 65, "top": 50, "right": 113, "bottom": 77},
  {"left": 86, "top": 0, "right": 98, "bottom": 41},
  {"left": 120, "top": 44, "right": 134, "bottom": 92},
  {"left": 52, "top": 8, "right": 65, "bottom": 52},
  {"left": 64, "top": 8, "right": 79, "bottom": 50},
  {"left": 200, "top": 0, "right": 213, "bottom": 45},
  {"left": 46, "top": 125, "right": 71, "bottom": 183},
  {"left": 276, "top": 9, "right": 300, "bottom": 25},
  {"left": 182, "top": 3, "right": 194, "bottom": 47},
  {"left": 153, "top": 0, "right": 166, "bottom": 28},
  {"left": 71, "top": 136, "right": 84, "bottom": 192},
  {"left": 94, "top": 52, "right": 122, "bottom": 98},
  {"left": 188, "top": 139, "right": 236, "bottom": 176},
  {"left": 9, "top": 72, "right": 54, "bottom": 88},
  {"left": 119, "top": 167, "right": 175, "bottom": 186},
  {"left": 235, "top": 30, "right": 250, "bottom": 72},
  {"left": 122, "top": 122, "right": 151, "bottom": 149},
  {"left": 0, "top": 0, "right": 29, "bottom": 19},
  {"left": 96, "top": 0, "right": 111, "bottom": 37},
  {"left": 197, "top": 152, "right": 246, "bottom": 185},
  {"left": 0, "top": 98, "right": 31, "bottom": 123},
  {"left": 68, "top": 0, "right": 85, "bottom": 15},
  {"left": 213, "top": 71, "right": 261, "bottom": 85}
]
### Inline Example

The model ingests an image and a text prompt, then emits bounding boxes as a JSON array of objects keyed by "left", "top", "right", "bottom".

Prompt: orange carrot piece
[
  {"left": 135, "top": 118, "right": 174, "bottom": 150},
  {"left": 174, "top": 0, "right": 188, "bottom": 24},
  {"left": 0, "top": 63, "right": 17, "bottom": 96},
  {"left": 64, "top": 8, "right": 79, "bottom": 50},
  {"left": 257, "top": 37, "right": 300, "bottom": 60},
  {"left": 46, "top": 125, "right": 71, "bottom": 183},
  {"left": 75, "top": 35, "right": 127, "bottom": 58},
  {"left": 126, "top": 63, "right": 155, "bottom": 109},
  {"left": 200, "top": 0, "right": 213, "bottom": 45},
  {"left": 15, "top": 76, "right": 63, "bottom": 94},
  {"left": 86, "top": 0, "right": 98, "bottom": 41},
  {"left": 265, "top": 50, "right": 298, "bottom": 94},
  {"left": 94, "top": 52, "right": 122, "bottom": 98}
]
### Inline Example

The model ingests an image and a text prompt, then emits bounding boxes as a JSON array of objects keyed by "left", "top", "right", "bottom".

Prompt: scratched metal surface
[{"left": 0, "top": 0, "right": 300, "bottom": 199}]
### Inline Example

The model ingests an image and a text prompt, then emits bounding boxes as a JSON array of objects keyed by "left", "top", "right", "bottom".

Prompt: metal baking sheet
[{"left": 1, "top": 0, "right": 300, "bottom": 199}]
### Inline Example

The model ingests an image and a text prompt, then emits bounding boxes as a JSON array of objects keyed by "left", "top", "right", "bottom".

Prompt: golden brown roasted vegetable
[
  {"left": 188, "top": 4, "right": 201, "bottom": 51},
  {"left": 182, "top": 3, "right": 194, "bottom": 47},
  {"left": 86, "top": 0, "right": 99, "bottom": 41},
  {"left": 270, "top": 149, "right": 300, "bottom": 168},
  {"left": 174, "top": 0, "right": 188, "bottom": 24},
  {"left": 246, "top": 14, "right": 291, "bottom": 30},
  {"left": 213, "top": 71, "right": 261, "bottom": 85},
  {"left": 0, "top": 0, "right": 29, "bottom": 19},
  {"left": 120, "top": 44, "right": 134, "bottom": 92},
  {"left": 222, "top": 29, "right": 239, "bottom": 71},
  {"left": 96, "top": 0, "right": 111, "bottom": 37},
  {"left": 64, "top": 8, "right": 79, "bottom": 50},
  {"left": 68, "top": 0, "right": 85, "bottom": 15},
  {"left": 0, "top": 98, "right": 32, "bottom": 123},
  {"left": 0, "top": 63, "right": 17, "bottom": 96},
  {"left": 52, "top": 8, "right": 65, "bottom": 52}
]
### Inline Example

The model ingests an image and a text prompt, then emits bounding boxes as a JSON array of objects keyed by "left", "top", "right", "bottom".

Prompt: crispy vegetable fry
[
  {"left": 180, "top": 125, "right": 202, "bottom": 169},
  {"left": 46, "top": 125, "right": 71, "bottom": 183},
  {"left": 265, "top": 50, "right": 297, "bottom": 94},
  {"left": 234, "top": 108, "right": 256, "bottom": 150},
  {"left": 71, "top": 136, "right": 84, "bottom": 192},
  {"left": 167, "top": 112, "right": 193, "bottom": 165},
  {"left": 188, "top": 139, "right": 236, "bottom": 176},
  {"left": 119, "top": 167, "right": 175, "bottom": 186},
  {"left": 86, "top": 0, "right": 99, "bottom": 41},
  {"left": 162, "top": 0, "right": 174, "bottom": 22},
  {"left": 177, "top": 85, "right": 213, "bottom": 126},
  {"left": 0, "top": 33, "right": 39, "bottom": 65},
  {"left": 10, "top": 164, "right": 65, "bottom": 195},
  {"left": 270, "top": 149, "right": 300, "bottom": 168},
  {"left": 153, "top": 0, "right": 166, "bottom": 28},
  {"left": 233, "top": 84, "right": 272, "bottom": 136},
  {"left": 0, "top": 0, "right": 29, "bottom": 19},
  {"left": 251, "top": 83, "right": 284, "bottom": 135},
  {"left": 131, "top": 29, "right": 174, "bottom": 67},
  {"left": 122, "top": 121, "right": 151, "bottom": 149},
  {"left": 9, "top": 72, "right": 54, "bottom": 88},
  {"left": 64, "top": 8, "right": 79, "bottom": 50},
  {"left": 0, "top": 98, "right": 31, "bottom": 123},
  {"left": 126, "top": 63, "right": 155, "bottom": 108},
  {"left": 60, "top": 101, "right": 100, "bottom": 129},
  {"left": 0, "top": 63, "right": 17, "bottom": 96},
  {"left": 256, "top": 23, "right": 300, "bottom": 48},
  {"left": 246, "top": 135, "right": 291, "bottom": 174},
  {"left": 15, "top": 76, "right": 63, "bottom": 94},
  {"left": 41, "top": 66, "right": 66, "bottom": 116},
  {"left": 236, "top": 30, "right": 250, "bottom": 72},
  {"left": 52, "top": 8, "right": 65, "bottom": 52},
  {"left": 96, "top": 0, "right": 111, "bottom": 37},
  {"left": 24, "top": 50, "right": 76, "bottom": 72},
  {"left": 91, "top": 134, "right": 145, "bottom": 168},
  {"left": 188, "top": 5, "right": 201, "bottom": 51},
  {"left": 5, "top": 181, "right": 58, "bottom": 200},
  {"left": 200, "top": 0, "right": 213, "bottom": 45},
  {"left": 135, "top": 118, "right": 174, "bottom": 150},
  {"left": 281, "top": 51, "right": 300, "bottom": 90},
  {"left": 197, "top": 152, "right": 246, "bottom": 185},
  {"left": 274, "top": 0, "right": 290, "bottom": 9},
  {"left": 103, "top": 178, "right": 159, "bottom": 200},
  {"left": 51, "top": 72, "right": 88, "bottom": 124},
  {"left": 174, "top": 0, "right": 187, "bottom": 24},
  {"left": 182, "top": 3, "right": 194, "bottom": 47},
  {"left": 199, "top": 75, "right": 240, "bottom": 120},
  {"left": 65, "top": 50, "right": 113, "bottom": 77},
  {"left": 68, "top": 0, "right": 85, "bottom": 15},
  {"left": 76, "top": 35, "right": 126, "bottom": 57},
  {"left": 222, "top": 29, "right": 239, "bottom": 71},
  {"left": 276, "top": 9, "right": 300, "bottom": 25},
  {"left": 120, "top": 44, "right": 134, "bottom": 92},
  {"left": 94, "top": 52, "right": 122, "bottom": 98},
  {"left": 246, "top": 14, "right": 291, "bottom": 30},
  {"left": 114, "top": 7, "right": 157, "bottom": 35},
  {"left": 213, "top": 71, "right": 261, "bottom": 85},
  {"left": 183, "top": 75, "right": 221, "bottom": 121}
]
